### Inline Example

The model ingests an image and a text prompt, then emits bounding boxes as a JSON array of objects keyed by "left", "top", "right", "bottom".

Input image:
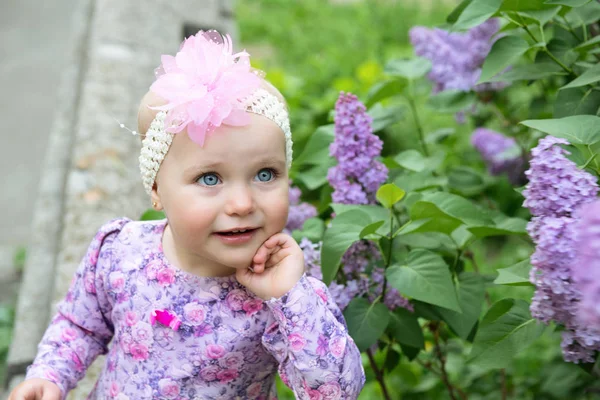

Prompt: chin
[{"left": 220, "top": 253, "right": 256, "bottom": 270}]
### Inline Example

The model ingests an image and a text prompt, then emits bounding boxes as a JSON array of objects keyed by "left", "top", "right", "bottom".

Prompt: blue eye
[
  {"left": 256, "top": 168, "right": 275, "bottom": 182},
  {"left": 198, "top": 173, "right": 220, "bottom": 186}
]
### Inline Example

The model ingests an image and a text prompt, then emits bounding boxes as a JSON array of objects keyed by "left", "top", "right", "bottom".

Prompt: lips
[
  {"left": 214, "top": 228, "right": 258, "bottom": 245},
  {"left": 215, "top": 227, "right": 258, "bottom": 236}
]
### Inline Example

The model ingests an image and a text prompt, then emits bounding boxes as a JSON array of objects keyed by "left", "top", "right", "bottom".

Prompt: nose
[{"left": 224, "top": 183, "right": 256, "bottom": 216}]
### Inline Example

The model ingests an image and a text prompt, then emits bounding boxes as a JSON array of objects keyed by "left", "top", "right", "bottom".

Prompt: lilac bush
[
  {"left": 471, "top": 128, "right": 524, "bottom": 185},
  {"left": 409, "top": 19, "right": 508, "bottom": 93},
  {"left": 524, "top": 136, "right": 600, "bottom": 363}
]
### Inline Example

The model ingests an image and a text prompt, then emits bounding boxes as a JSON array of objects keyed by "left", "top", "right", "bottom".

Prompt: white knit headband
[{"left": 139, "top": 89, "right": 293, "bottom": 195}]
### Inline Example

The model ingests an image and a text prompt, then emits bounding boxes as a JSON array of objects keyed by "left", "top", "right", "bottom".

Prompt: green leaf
[
  {"left": 517, "top": 7, "right": 561, "bottom": 25},
  {"left": 359, "top": 220, "right": 385, "bottom": 239},
  {"left": 384, "top": 347, "right": 402, "bottom": 372},
  {"left": 453, "top": 0, "right": 502, "bottom": 31},
  {"left": 488, "top": 62, "right": 566, "bottom": 82},
  {"left": 330, "top": 203, "right": 391, "bottom": 235},
  {"left": 294, "top": 125, "right": 335, "bottom": 166},
  {"left": 520, "top": 115, "right": 600, "bottom": 144},
  {"left": 386, "top": 249, "right": 461, "bottom": 312},
  {"left": 344, "top": 298, "right": 390, "bottom": 351},
  {"left": 435, "top": 272, "right": 487, "bottom": 340},
  {"left": 501, "top": 0, "right": 557, "bottom": 10},
  {"left": 388, "top": 308, "right": 425, "bottom": 349},
  {"left": 376, "top": 183, "right": 406, "bottom": 209},
  {"left": 426, "top": 128, "right": 455, "bottom": 144},
  {"left": 545, "top": 0, "right": 591, "bottom": 6},
  {"left": 561, "top": 63, "right": 600, "bottom": 89},
  {"left": 468, "top": 215, "right": 528, "bottom": 237},
  {"left": 574, "top": 35, "right": 600, "bottom": 53},
  {"left": 494, "top": 260, "right": 533, "bottom": 286},
  {"left": 321, "top": 210, "right": 372, "bottom": 285},
  {"left": 448, "top": 166, "right": 488, "bottom": 197},
  {"left": 447, "top": 0, "right": 474, "bottom": 23},
  {"left": 366, "top": 79, "right": 407, "bottom": 108},
  {"left": 394, "top": 172, "right": 448, "bottom": 193},
  {"left": 400, "top": 344, "right": 421, "bottom": 360},
  {"left": 291, "top": 217, "right": 325, "bottom": 243},
  {"left": 394, "top": 150, "right": 444, "bottom": 173},
  {"left": 479, "top": 36, "right": 530, "bottom": 83},
  {"left": 409, "top": 192, "right": 494, "bottom": 234},
  {"left": 469, "top": 299, "right": 546, "bottom": 369},
  {"left": 140, "top": 209, "right": 165, "bottom": 221},
  {"left": 565, "top": 1, "right": 600, "bottom": 26},
  {"left": 395, "top": 232, "right": 457, "bottom": 252},
  {"left": 426, "top": 90, "right": 477, "bottom": 113},
  {"left": 368, "top": 104, "right": 404, "bottom": 132},
  {"left": 298, "top": 158, "right": 336, "bottom": 190},
  {"left": 384, "top": 57, "right": 432, "bottom": 80},
  {"left": 554, "top": 87, "right": 600, "bottom": 118}
]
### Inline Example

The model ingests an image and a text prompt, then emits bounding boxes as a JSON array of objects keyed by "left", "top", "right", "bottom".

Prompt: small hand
[
  {"left": 236, "top": 233, "right": 305, "bottom": 300},
  {"left": 8, "top": 378, "right": 61, "bottom": 400}
]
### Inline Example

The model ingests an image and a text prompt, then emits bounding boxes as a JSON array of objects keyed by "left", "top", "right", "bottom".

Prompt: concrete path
[{"left": 0, "top": 0, "right": 79, "bottom": 247}]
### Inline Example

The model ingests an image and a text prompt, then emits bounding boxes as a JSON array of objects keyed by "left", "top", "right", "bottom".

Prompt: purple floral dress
[{"left": 25, "top": 218, "right": 365, "bottom": 399}]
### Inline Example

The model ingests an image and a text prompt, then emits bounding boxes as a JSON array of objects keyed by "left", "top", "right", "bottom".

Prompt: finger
[
  {"left": 263, "top": 233, "right": 293, "bottom": 250},
  {"left": 41, "top": 385, "right": 61, "bottom": 400}
]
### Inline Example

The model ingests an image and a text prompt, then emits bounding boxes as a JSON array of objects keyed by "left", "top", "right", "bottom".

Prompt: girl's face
[{"left": 152, "top": 113, "right": 289, "bottom": 276}]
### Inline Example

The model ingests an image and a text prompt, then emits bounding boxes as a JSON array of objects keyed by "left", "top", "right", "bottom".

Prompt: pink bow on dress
[{"left": 150, "top": 309, "right": 182, "bottom": 331}]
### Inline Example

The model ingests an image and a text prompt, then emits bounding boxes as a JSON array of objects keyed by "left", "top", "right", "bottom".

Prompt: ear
[{"left": 150, "top": 182, "right": 163, "bottom": 210}]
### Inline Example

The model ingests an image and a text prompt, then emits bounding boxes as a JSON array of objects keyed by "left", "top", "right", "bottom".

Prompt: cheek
[
  {"left": 165, "top": 196, "right": 215, "bottom": 238},
  {"left": 263, "top": 190, "right": 289, "bottom": 232}
]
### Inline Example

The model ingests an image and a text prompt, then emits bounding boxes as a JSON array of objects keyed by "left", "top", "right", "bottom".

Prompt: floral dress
[{"left": 25, "top": 218, "right": 365, "bottom": 399}]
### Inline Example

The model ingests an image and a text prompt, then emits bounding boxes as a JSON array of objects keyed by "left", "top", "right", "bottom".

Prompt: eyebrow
[{"left": 184, "top": 157, "right": 286, "bottom": 174}]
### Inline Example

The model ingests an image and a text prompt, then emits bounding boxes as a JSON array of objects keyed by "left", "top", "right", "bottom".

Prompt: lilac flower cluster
[
  {"left": 285, "top": 184, "right": 318, "bottom": 233},
  {"left": 299, "top": 238, "right": 368, "bottom": 311},
  {"left": 523, "top": 136, "right": 598, "bottom": 218},
  {"left": 524, "top": 135, "right": 600, "bottom": 363},
  {"left": 327, "top": 92, "right": 388, "bottom": 204},
  {"left": 571, "top": 200, "right": 600, "bottom": 334},
  {"left": 325, "top": 92, "right": 411, "bottom": 311},
  {"left": 471, "top": 128, "right": 524, "bottom": 185},
  {"left": 410, "top": 19, "right": 508, "bottom": 93}
]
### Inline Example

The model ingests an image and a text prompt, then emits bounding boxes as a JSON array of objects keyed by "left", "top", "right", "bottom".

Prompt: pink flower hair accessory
[
  {"left": 149, "top": 30, "right": 262, "bottom": 146},
  {"left": 138, "top": 30, "right": 293, "bottom": 195},
  {"left": 150, "top": 309, "right": 182, "bottom": 331}
]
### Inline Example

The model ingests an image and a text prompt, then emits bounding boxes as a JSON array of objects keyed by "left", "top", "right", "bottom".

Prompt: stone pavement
[{"left": 3, "top": 1, "right": 235, "bottom": 398}]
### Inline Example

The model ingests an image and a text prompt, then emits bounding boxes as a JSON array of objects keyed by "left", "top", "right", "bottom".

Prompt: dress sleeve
[
  {"left": 25, "top": 218, "right": 130, "bottom": 399},
  {"left": 262, "top": 275, "right": 366, "bottom": 400}
]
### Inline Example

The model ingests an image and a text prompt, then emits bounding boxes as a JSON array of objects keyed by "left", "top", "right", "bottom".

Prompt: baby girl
[{"left": 8, "top": 30, "right": 365, "bottom": 400}]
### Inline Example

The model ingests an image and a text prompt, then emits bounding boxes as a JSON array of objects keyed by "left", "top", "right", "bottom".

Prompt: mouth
[
  {"left": 214, "top": 227, "right": 259, "bottom": 245},
  {"left": 214, "top": 227, "right": 259, "bottom": 237}
]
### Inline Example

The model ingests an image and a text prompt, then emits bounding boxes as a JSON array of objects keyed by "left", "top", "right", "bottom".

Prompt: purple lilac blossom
[
  {"left": 299, "top": 238, "right": 369, "bottom": 310},
  {"left": 471, "top": 128, "right": 524, "bottom": 185},
  {"left": 571, "top": 200, "right": 600, "bottom": 333},
  {"left": 285, "top": 185, "right": 317, "bottom": 233},
  {"left": 523, "top": 136, "right": 598, "bottom": 218},
  {"left": 327, "top": 92, "right": 388, "bottom": 204},
  {"left": 524, "top": 135, "right": 600, "bottom": 363},
  {"left": 326, "top": 92, "right": 411, "bottom": 312},
  {"left": 409, "top": 19, "right": 508, "bottom": 93}
]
